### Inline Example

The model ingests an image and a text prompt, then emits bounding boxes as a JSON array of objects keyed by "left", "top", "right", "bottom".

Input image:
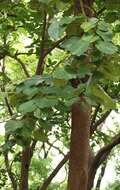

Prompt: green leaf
[
  {"left": 98, "top": 62, "right": 120, "bottom": 81},
  {"left": 5, "top": 120, "right": 23, "bottom": 133},
  {"left": 61, "top": 34, "right": 98, "bottom": 56},
  {"left": 18, "top": 100, "right": 36, "bottom": 113},
  {"left": 81, "top": 17, "right": 98, "bottom": 32},
  {"left": 53, "top": 79, "right": 68, "bottom": 87},
  {"left": 33, "top": 129, "right": 48, "bottom": 142},
  {"left": 96, "top": 41, "right": 118, "bottom": 54},
  {"left": 77, "top": 63, "right": 96, "bottom": 77},
  {"left": 105, "top": 12, "right": 120, "bottom": 23},
  {"left": 105, "top": 0, "right": 120, "bottom": 10},
  {"left": 23, "top": 87, "right": 39, "bottom": 98},
  {"left": 24, "top": 76, "right": 44, "bottom": 87},
  {"left": 97, "top": 21, "right": 109, "bottom": 32},
  {"left": 96, "top": 30, "right": 113, "bottom": 41},
  {"left": 65, "top": 97, "right": 79, "bottom": 107},
  {"left": 48, "top": 16, "right": 75, "bottom": 40},
  {"left": 34, "top": 97, "right": 58, "bottom": 108},
  {"left": 48, "top": 18, "right": 65, "bottom": 40},
  {"left": 38, "top": 0, "right": 52, "bottom": 4},
  {"left": 53, "top": 67, "right": 76, "bottom": 80},
  {"left": 91, "top": 84, "right": 116, "bottom": 109}
]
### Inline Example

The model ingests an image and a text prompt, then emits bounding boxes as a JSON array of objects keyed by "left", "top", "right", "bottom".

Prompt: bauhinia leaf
[
  {"left": 61, "top": 34, "right": 98, "bottom": 56},
  {"left": 96, "top": 41, "right": 118, "bottom": 54},
  {"left": 91, "top": 84, "right": 116, "bottom": 109},
  {"left": 5, "top": 120, "right": 24, "bottom": 133},
  {"left": 81, "top": 17, "right": 98, "bottom": 32}
]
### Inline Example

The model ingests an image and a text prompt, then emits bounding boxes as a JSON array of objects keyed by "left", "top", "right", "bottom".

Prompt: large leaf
[
  {"left": 34, "top": 97, "right": 58, "bottom": 108},
  {"left": 18, "top": 100, "right": 36, "bottom": 113},
  {"left": 81, "top": 17, "right": 98, "bottom": 32},
  {"left": 23, "top": 87, "right": 39, "bottom": 98},
  {"left": 48, "top": 18, "right": 64, "bottom": 40},
  {"left": 61, "top": 34, "right": 98, "bottom": 56},
  {"left": 5, "top": 120, "right": 24, "bottom": 134},
  {"left": 96, "top": 30, "right": 113, "bottom": 42},
  {"left": 98, "top": 62, "right": 120, "bottom": 81},
  {"left": 91, "top": 84, "right": 116, "bottom": 109},
  {"left": 53, "top": 67, "right": 76, "bottom": 80},
  {"left": 96, "top": 41, "right": 118, "bottom": 54},
  {"left": 48, "top": 17, "right": 75, "bottom": 40}
]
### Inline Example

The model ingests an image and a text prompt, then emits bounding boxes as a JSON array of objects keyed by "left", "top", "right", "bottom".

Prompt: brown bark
[
  {"left": 19, "top": 141, "right": 36, "bottom": 190},
  {"left": 68, "top": 1, "right": 93, "bottom": 190},
  {"left": 19, "top": 147, "right": 31, "bottom": 190},
  {"left": 68, "top": 102, "right": 91, "bottom": 190}
]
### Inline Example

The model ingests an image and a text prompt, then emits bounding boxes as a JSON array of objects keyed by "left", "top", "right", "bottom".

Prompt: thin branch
[
  {"left": 95, "top": 160, "right": 107, "bottom": 190},
  {"left": 94, "top": 132, "right": 120, "bottom": 166},
  {"left": 91, "top": 104, "right": 100, "bottom": 129},
  {"left": 4, "top": 152, "right": 17, "bottom": 190},
  {"left": 15, "top": 52, "right": 36, "bottom": 56},
  {"left": 51, "top": 55, "right": 68, "bottom": 74},
  {"left": 91, "top": 110, "right": 111, "bottom": 135},
  {"left": 37, "top": 152, "right": 70, "bottom": 190},
  {"left": 4, "top": 134, "right": 17, "bottom": 190},
  {"left": 1, "top": 57, "right": 13, "bottom": 116},
  {"left": 47, "top": 141, "right": 65, "bottom": 156},
  {"left": 80, "top": 0, "right": 87, "bottom": 18},
  {"left": 8, "top": 54, "right": 30, "bottom": 77},
  {"left": 44, "top": 36, "right": 66, "bottom": 57},
  {"left": 4, "top": 97, "right": 13, "bottom": 116},
  {"left": 36, "top": 10, "right": 47, "bottom": 75},
  {"left": 30, "top": 140, "right": 37, "bottom": 158}
]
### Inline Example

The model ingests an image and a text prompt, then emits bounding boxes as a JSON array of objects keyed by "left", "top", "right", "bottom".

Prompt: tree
[{"left": 0, "top": 0, "right": 120, "bottom": 190}]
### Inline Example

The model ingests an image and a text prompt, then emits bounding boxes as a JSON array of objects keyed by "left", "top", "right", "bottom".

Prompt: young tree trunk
[
  {"left": 68, "top": 101, "right": 91, "bottom": 190},
  {"left": 19, "top": 147, "right": 31, "bottom": 190}
]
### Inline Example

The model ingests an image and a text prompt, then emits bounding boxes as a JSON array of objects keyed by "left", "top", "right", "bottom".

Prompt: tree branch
[
  {"left": 91, "top": 110, "right": 111, "bottom": 135},
  {"left": 95, "top": 160, "right": 107, "bottom": 190},
  {"left": 94, "top": 132, "right": 120, "bottom": 166},
  {"left": 4, "top": 152, "right": 17, "bottom": 190},
  {"left": 37, "top": 152, "right": 70, "bottom": 190},
  {"left": 36, "top": 10, "right": 47, "bottom": 75},
  {"left": 47, "top": 141, "right": 65, "bottom": 156},
  {"left": 44, "top": 36, "right": 66, "bottom": 57},
  {"left": 88, "top": 133, "right": 120, "bottom": 190},
  {"left": 8, "top": 54, "right": 30, "bottom": 77},
  {"left": 90, "top": 104, "right": 100, "bottom": 130}
]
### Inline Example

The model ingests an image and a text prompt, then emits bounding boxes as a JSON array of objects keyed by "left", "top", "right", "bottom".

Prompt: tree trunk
[
  {"left": 68, "top": 101, "right": 91, "bottom": 190},
  {"left": 19, "top": 147, "right": 31, "bottom": 190}
]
